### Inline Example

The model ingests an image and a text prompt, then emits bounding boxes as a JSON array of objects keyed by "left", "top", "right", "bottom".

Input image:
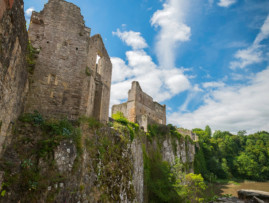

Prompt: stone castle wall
[
  {"left": 112, "top": 81, "right": 166, "bottom": 131},
  {"left": 177, "top": 128, "right": 199, "bottom": 141},
  {"left": 24, "top": 0, "right": 112, "bottom": 122},
  {"left": 0, "top": 0, "right": 28, "bottom": 154}
]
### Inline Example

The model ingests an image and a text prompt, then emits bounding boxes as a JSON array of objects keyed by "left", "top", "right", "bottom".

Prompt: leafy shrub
[
  {"left": 19, "top": 110, "right": 44, "bottom": 125},
  {"left": 112, "top": 112, "right": 139, "bottom": 141},
  {"left": 147, "top": 124, "right": 169, "bottom": 138},
  {"left": 112, "top": 112, "right": 128, "bottom": 126}
]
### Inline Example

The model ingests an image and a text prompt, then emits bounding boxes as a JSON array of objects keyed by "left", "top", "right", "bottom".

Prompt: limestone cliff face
[
  {"left": 0, "top": 117, "right": 141, "bottom": 202},
  {"left": 162, "top": 136, "right": 196, "bottom": 173},
  {"left": 0, "top": 115, "right": 196, "bottom": 203},
  {"left": 0, "top": 0, "right": 28, "bottom": 154}
]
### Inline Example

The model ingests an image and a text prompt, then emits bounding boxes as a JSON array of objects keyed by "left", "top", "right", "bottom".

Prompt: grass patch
[{"left": 79, "top": 116, "right": 102, "bottom": 129}]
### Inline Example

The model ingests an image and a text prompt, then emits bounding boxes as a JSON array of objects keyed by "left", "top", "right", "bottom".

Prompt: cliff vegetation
[{"left": 0, "top": 112, "right": 202, "bottom": 202}]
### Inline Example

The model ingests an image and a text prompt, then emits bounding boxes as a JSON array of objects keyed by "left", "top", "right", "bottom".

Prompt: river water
[{"left": 207, "top": 181, "right": 269, "bottom": 197}]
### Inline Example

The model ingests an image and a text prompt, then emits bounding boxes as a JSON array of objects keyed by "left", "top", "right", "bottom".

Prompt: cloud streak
[
  {"left": 218, "top": 0, "right": 237, "bottom": 8},
  {"left": 230, "top": 15, "right": 269, "bottom": 69},
  {"left": 150, "top": 0, "right": 191, "bottom": 69},
  {"left": 110, "top": 1, "right": 193, "bottom": 108}
]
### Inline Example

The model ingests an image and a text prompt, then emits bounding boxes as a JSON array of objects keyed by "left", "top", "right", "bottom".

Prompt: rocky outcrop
[
  {"left": 0, "top": 0, "right": 28, "bottom": 154},
  {"left": 238, "top": 190, "right": 269, "bottom": 203},
  {"left": 210, "top": 190, "right": 269, "bottom": 203}
]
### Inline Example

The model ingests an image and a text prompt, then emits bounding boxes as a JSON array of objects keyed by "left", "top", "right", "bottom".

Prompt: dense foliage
[
  {"left": 194, "top": 126, "right": 269, "bottom": 181},
  {"left": 143, "top": 124, "right": 206, "bottom": 203}
]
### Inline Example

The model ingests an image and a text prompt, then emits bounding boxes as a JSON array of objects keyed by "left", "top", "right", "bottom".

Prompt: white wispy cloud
[
  {"left": 179, "top": 85, "right": 203, "bottom": 112},
  {"left": 254, "top": 15, "right": 269, "bottom": 45},
  {"left": 230, "top": 47, "right": 263, "bottom": 69},
  {"left": 230, "top": 15, "right": 269, "bottom": 69},
  {"left": 202, "top": 81, "right": 225, "bottom": 89},
  {"left": 218, "top": 0, "right": 237, "bottom": 8},
  {"left": 112, "top": 29, "right": 148, "bottom": 50},
  {"left": 110, "top": 29, "right": 190, "bottom": 107},
  {"left": 110, "top": 0, "right": 193, "bottom": 108},
  {"left": 150, "top": 0, "right": 191, "bottom": 69},
  {"left": 25, "top": 7, "right": 35, "bottom": 17},
  {"left": 168, "top": 14, "right": 269, "bottom": 133},
  {"left": 25, "top": 7, "right": 35, "bottom": 27},
  {"left": 230, "top": 73, "right": 253, "bottom": 81},
  {"left": 169, "top": 66, "right": 269, "bottom": 133}
]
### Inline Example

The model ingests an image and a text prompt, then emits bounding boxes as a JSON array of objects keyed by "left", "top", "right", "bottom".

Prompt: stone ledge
[{"left": 238, "top": 189, "right": 269, "bottom": 202}]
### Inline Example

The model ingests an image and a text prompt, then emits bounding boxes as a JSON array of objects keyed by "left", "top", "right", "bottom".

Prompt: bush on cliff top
[{"left": 112, "top": 112, "right": 139, "bottom": 141}]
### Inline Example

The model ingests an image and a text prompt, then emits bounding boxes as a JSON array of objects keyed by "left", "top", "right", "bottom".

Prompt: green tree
[
  {"left": 205, "top": 125, "right": 212, "bottom": 137},
  {"left": 172, "top": 158, "right": 207, "bottom": 203}
]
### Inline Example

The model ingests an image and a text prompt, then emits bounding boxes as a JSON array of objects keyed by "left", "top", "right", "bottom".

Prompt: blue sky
[{"left": 24, "top": 0, "right": 269, "bottom": 133}]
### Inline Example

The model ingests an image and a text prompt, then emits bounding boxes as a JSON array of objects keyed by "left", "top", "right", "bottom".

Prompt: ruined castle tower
[
  {"left": 112, "top": 81, "right": 166, "bottom": 131},
  {"left": 24, "top": 0, "right": 112, "bottom": 122}
]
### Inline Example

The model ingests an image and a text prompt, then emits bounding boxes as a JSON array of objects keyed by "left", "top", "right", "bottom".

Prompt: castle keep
[
  {"left": 24, "top": 0, "right": 112, "bottom": 122},
  {"left": 112, "top": 81, "right": 166, "bottom": 131}
]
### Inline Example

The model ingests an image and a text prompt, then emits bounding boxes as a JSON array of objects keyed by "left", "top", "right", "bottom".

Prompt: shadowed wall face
[
  {"left": 0, "top": 0, "right": 28, "bottom": 154},
  {"left": 25, "top": 0, "right": 112, "bottom": 122}
]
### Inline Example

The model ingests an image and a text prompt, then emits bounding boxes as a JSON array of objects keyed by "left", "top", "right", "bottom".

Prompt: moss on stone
[
  {"left": 85, "top": 66, "right": 91, "bottom": 76},
  {"left": 0, "top": 112, "right": 82, "bottom": 202},
  {"left": 26, "top": 41, "right": 39, "bottom": 74}
]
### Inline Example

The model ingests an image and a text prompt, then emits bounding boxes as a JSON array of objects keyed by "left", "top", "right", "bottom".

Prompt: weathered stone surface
[
  {"left": 112, "top": 81, "right": 166, "bottom": 131},
  {"left": 162, "top": 135, "right": 196, "bottom": 172},
  {"left": 131, "top": 138, "right": 144, "bottom": 203},
  {"left": 178, "top": 128, "right": 199, "bottom": 141},
  {"left": 0, "top": 0, "right": 28, "bottom": 154},
  {"left": 24, "top": 0, "right": 112, "bottom": 122},
  {"left": 238, "top": 190, "right": 269, "bottom": 202},
  {"left": 55, "top": 140, "right": 77, "bottom": 173}
]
